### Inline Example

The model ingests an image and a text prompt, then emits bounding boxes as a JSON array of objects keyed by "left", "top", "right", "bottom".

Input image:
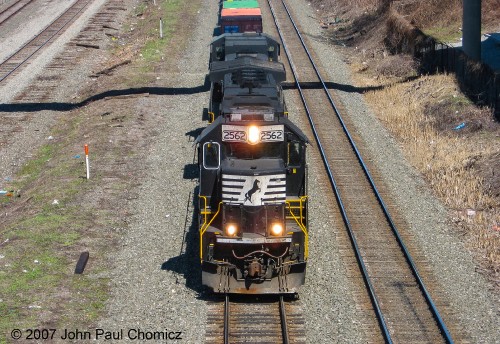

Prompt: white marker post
[
  {"left": 84, "top": 144, "right": 90, "bottom": 180},
  {"left": 160, "top": 18, "right": 163, "bottom": 39}
]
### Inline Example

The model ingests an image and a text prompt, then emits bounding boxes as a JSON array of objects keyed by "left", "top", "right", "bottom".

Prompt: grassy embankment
[{"left": 364, "top": 74, "right": 499, "bottom": 276}]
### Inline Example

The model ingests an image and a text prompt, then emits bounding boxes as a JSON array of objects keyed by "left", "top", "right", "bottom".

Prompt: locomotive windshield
[{"left": 225, "top": 142, "right": 283, "bottom": 159}]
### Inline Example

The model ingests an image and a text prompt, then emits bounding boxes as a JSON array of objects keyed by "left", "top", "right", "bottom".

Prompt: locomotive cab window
[
  {"left": 203, "top": 142, "right": 220, "bottom": 169},
  {"left": 215, "top": 47, "right": 225, "bottom": 61},
  {"left": 288, "top": 142, "right": 302, "bottom": 166},
  {"left": 268, "top": 45, "right": 275, "bottom": 61}
]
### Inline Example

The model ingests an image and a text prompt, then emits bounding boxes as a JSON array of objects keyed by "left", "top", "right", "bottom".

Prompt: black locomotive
[{"left": 196, "top": 33, "right": 309, "bottom": 294}]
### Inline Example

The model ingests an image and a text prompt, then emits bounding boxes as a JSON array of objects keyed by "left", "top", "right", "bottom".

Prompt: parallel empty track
[
  {"left": 266, "top": 0, "right": 456, "bottom": 342},
  {"left": 0, "top": 0, "right": 91, "bottom": 83},
  {"left": 0, "top": 0, "right": 34, "bottom": 25}
]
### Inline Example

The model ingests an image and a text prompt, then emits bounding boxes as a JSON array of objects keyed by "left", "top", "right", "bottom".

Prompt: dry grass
[
  {"left": 364, "top": 74, "right": 500, "bottom": 283},
  {"left": 375, "top": 54, "right": 417, "bottom": 77}
]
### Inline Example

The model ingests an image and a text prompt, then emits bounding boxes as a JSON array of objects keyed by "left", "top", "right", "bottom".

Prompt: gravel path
[
  {"left": 284, "top": 0, "right": 499, "bottom": 342},
  {"left": 97, "top": 1, "right": 219, "bottom": 342}
]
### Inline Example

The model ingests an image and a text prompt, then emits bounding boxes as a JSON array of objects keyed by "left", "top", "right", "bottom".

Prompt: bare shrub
[
  {"left": 375, "top": 54, "right": 417, "bottom": 77},
  {"left": 424, "top": 97, "right": 495, "bottom": 134}
]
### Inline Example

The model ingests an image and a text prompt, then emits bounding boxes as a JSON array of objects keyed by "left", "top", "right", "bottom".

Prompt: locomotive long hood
[
  {"left": 209, "top": 57, "right": 286, "bottom": 83},
  {"left": 221, "top": 158, "right": 286, "bottom": 206}
]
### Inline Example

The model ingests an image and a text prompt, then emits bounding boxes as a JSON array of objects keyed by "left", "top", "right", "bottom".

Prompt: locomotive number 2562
[
  {"left": 260, "top": 130, "right": 283, "bottom": 141},
  {"left": 223, "top": 130, "right": 247, "bottom": 141}
]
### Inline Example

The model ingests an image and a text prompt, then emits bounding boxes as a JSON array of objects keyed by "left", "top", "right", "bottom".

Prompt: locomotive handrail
[
  {"left": 285, "top": 200, "right": 308, "bottom": 259},
  {"left": 199, "top": 199, "right": 223, "bottom": 259},
  {"left": 285, "top": 196, "right": 308, "bottom": 228},
  {"left": 299, "top": 196, "right": 307, "bottom": 228},
  {"left": 199, "top": 195, "right": 210, "bottom": 225}
]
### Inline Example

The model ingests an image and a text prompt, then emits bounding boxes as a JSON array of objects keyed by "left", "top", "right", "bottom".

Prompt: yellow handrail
[
  {"left": 299, "top": 196, "right": 308, "bottom": 228},
  {"left": 285, "top": 198, "right": 308, "bottom": 259},
  {"left": 199, "top": 196, "right": 223, "bottom": 259}
]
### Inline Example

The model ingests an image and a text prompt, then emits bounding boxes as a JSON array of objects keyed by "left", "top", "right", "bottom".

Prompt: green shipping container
[{"left": 223, "top": 0, "right": 259, "bottom": 9}]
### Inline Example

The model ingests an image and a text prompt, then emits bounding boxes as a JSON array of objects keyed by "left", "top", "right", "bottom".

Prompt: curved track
[
  {"left": 0, "top": 0, "right": 91, "bottom": 83},
  {"left": 266, "top": 0, "right": 455, "bottom": 342}
]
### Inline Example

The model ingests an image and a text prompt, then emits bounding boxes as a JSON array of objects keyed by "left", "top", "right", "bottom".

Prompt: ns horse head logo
[{"left": 244, "top": 179, "right": 261, "bottom": 204}]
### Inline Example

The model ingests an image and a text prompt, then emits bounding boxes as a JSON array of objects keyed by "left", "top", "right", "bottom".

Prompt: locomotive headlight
[
  {"left": 248, "top": 126, "right": 260, "bottom": 144},
  {"left": 225, "top": 224, "right": 238, "bottom": 236},
  {"left": 270, "top": 223, "right": 284, "bottom": 236}
]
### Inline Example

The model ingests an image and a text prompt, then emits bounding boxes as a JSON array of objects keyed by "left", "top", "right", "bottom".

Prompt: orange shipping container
[{"left": 220, "top": 8, "right": 262, "bottom": 33}]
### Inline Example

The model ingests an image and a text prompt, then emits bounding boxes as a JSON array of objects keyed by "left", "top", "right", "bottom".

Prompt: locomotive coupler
[{"left": 247, "top": 258, "right": 263, "bottom": 278}]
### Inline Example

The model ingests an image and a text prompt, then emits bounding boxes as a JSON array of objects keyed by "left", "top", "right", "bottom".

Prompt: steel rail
[
  {"left": 266, "top": 1, "right": 392, "bottom": 342},
  {"left": 277, "top": 1, "right": 454, "bottom": 342},
  {"left": 0, "top": 0, "right": 91, "bottom": 83},
  {"left": 268, "top": 0, "right": 454, "bottom": 342},
  {"left": 0, "top": 0, "right": 34, "bottom": 25},
  {"left": 221, "top": 295, "right": 291, "bottom": 343},
  {"left": 279, "top": 296, "right": 290, "bottom": 344},
  {"left": 223, "top": 294, "right": 229, "bottom": 344}
]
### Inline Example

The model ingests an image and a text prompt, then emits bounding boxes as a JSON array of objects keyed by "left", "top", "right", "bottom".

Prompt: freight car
[
  {"left": 196, "top": 35, "right": 309, "bottom": 294},
  {"left": 223, "top": 0, "right": 259, "bottom": 9},
  {"left": 220, "top": 7, "right": 262, "bottom": 33}
]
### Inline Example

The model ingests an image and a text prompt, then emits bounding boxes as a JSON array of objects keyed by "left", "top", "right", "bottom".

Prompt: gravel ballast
[
  {"left": 0, "top": 0, "right": 76, "bottom": 63},
  {"left": 0, "top": 0, "right": 111, "bottom": 184}
]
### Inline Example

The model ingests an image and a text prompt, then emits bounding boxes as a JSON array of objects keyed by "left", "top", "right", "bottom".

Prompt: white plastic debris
[
  {"left": 34, "top": 260, "right": 39, "bottom": 264},
  {"left": 52, "top": 199, "right": 59, "bottom": 205},
  {"left": 28, "top": 305, "right": 42, "bottom": 309},
  {"left": 47, "top": 136, "right": 54, "bottom": 140},
  {"left": 466, "top": 209, "right": 476, "bottom": 217}
]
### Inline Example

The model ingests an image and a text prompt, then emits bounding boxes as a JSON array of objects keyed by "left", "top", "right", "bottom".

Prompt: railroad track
[
  {"left": 266, "top": 0, "right": 457, "bottom": 342},
  {"left": 206, "top": 295, "right": 305, "bottom": 344},
  {"left": 0, "top": 0, "right": 34, "bottom": 25},
  {"left": 0, "top": 0, "right": 91, "bottom": 83}
]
